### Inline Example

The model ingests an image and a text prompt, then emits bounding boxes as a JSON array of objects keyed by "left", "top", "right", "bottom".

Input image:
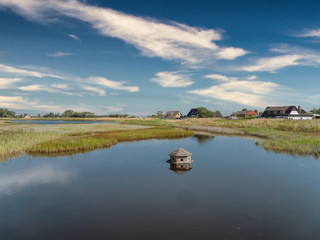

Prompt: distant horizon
[{"left": 1, "top": 0, "right": 320, "bottom": 116}]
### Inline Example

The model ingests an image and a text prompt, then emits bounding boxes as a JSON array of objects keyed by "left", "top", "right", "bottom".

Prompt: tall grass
[
  {"left": 27, "top": 127, "right": 193, "bottom": 153},
  {"left": 0, "top": 123, "right": 148, "bottom": 161}
]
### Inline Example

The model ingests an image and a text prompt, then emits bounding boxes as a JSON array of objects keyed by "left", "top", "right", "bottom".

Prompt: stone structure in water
[{"left": 167, "top": 147, "right": 193, "bottom": 175}]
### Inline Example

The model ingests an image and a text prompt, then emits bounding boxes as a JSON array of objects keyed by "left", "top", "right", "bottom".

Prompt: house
[
  {"left": 19, "top": 113, "right": 31, "bottom": 118},
  {"left": 233, "top": 110, "right": 258, "bottom": 118},
  {"left": 167, "top": 148, "right": 193, "bottom": 175},
  {"left": 163, "top": 111, "right": 182, "bottom": 119},
  {"left": 261, "top": 106, "right": 312, "bottom": 120},
  {"left": 246, "top": 110, "right": 258, "bottom": 117},
  {"left": 187, "top": 108, "right": 198, "bottom": 118},
  {"left": 233, "top": 111, "right": 246, "bottom": 118}
]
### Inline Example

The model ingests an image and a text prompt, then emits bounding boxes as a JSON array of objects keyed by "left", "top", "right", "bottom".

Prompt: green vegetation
[
  {"left": 0, "top": 108, "right": 15, "bottom": 118},
  {"left": 197, "top": 107, "right": 216, "bottom": 118},
  {"left": 1, "top": 117, "right": 320, "bottom": 161},
  {"left": 119, "top": 117, "right": 320, "bottom": 158},
  {"left": 28, "top": 127, "right": 193, "bottom": 153},
  {"left": 0, "top": 122, "right": 192, "bottom": 161}
]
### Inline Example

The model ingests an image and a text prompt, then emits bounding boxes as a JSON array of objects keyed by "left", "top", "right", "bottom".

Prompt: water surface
[{"left": 0, "top": 135, "right": 320, "bottom": 240}]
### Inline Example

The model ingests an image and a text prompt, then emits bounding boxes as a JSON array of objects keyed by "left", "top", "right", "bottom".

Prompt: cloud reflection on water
[{"left": 0, "top": 164, "right": 76, "bottom": 195}]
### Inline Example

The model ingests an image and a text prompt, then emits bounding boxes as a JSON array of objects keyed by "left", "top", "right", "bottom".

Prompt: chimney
[{"left": 298, "top": 106, "right": 301, "bottom": 114}]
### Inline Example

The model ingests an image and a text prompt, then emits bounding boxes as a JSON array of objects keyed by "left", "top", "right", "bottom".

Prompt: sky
[{"left": 0, "top": 0, "right": 320, "bottom": 116}]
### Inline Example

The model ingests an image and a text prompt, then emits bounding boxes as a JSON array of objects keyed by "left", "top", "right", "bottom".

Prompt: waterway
[{"left": 0, "top": 135, "right": 319, "bottom": 240}]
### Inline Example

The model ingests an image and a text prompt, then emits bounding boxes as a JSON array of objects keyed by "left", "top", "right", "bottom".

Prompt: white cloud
[
  {"left": 0, "top": 77, "right": 22, "bottom": 89},
  {"left": 189, "top": 74, "right": 281, "bottom": 107},
  {"left": 68, "top": 33, "right": 80, "bottom": 41},
  {"left": 0, "top": 63, "right": 63, "bottom": 78},
  {"left": 216, "top": 47, "right": 248, "bottom": 60},
  {"left": 242, "top": 54, "right": 302, "bottom": 72},
  {"left": 18, "top": 84, "right": 81, "bottom": 96},
  {"left": 0, "top": 95, "right": 114, "bottom": 113},
  {"left": 81, "top": 85, "right": 106, "bottom": 96},
  {"left": 47, "top": 51, "right": 73, "bottom": 57},
  {"left": 19, "top": 84, "right": 50, "bottom": 92},
  {"left": 105, "top": 106, "right": 124, "bottom": 113},
  {"left": 151, "top": 71, "right": 194, "bottom": 88},
  {"left": 298, "top": 29, "right": 320, "bottom": 38},
  {"left": 204, "top": 74, "right": 235, "bottom": 81},
  {"left": 0, "top": 0, "right": 247, "bottom": 63},
  {"left": 204, "top": 74, "right": 257, "bottom": 82},
  {"left": 88, "top": 76, "right": 139, "bottom": 92}
]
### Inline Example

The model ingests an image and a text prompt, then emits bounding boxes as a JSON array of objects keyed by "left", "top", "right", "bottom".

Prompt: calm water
[
  {"left": 1, "top": 135, "right": 320, "bottom": 240},
  {"left": 9, "top": 120, "right": 115, "bottom": 125}
]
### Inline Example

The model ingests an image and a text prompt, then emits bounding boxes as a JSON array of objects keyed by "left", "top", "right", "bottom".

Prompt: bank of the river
[
  {"left": 0, "top": 121, "right": 193, "bottom": 161},
  {"left": 1, "top": 117, "right": 320, "bottom": 161},
  {"left": 121, "top": 118, "right": 320, "bottom": 158}
]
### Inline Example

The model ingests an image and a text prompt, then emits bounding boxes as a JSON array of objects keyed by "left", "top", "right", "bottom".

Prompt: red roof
[{"left": 246, "top": 111, "right": 258, "bottom": 116}]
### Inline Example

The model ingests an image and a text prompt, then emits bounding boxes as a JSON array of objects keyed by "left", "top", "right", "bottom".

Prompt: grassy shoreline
[
  {"left": 1, "top": 118, "right": 320, "bottom": 161},
  {"left": 0, "top": 122, "right": 193, "bottom": 161},
  {"left": 121, "top": 118, "right": 320, "bottom": 158}
]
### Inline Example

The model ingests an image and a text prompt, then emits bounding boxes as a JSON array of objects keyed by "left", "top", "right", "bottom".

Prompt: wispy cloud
[
  {"left": 151, "top": 71, "right": 194, "bottom": 87},
  {"left": 298, "top": 28, "right": 320, "bottom": 38},
  {"left": 189, "top": 74, "right": 282, "bottom": 107},
  {"left": 81, "top": 85, "right": 106, "bottom": 96},
  {"left": 0, "top": 62, "right": 139, "bottom": 95},
  {"left": 0, "top": 0, "right": 247, "bottom": 64},
  {"left": 47, "top": 51, "right": 73, "bottom": 57},
  {"left": 241, "top": 54, "right": 302, "bottom": 72},
  {"left": 241, "top": 44, "right": 320, "bottom": 72},
  {"left": 0, "top": 63, "right": 63, "bottom": 78},
  {"left": 0, "top": 77, "right": 22, "bottom": 89},
  {"left": 68, "top": 33, "right": 80, "bottom": 41},
  {"left": 105, "top": 106, "right": 124, "bottom": 113},
  {"left": 18, "top": 84, "right": 81, "bottom": 96},
  {"left": 0, "top": 95, "right": 122, "bottom": 114},
  {"left": 88, "top": 76, "right": 139, "bottom": 92}
]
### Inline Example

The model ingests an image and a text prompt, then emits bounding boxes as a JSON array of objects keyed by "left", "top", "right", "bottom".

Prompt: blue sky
[{"left": 0, "top": 0, "right": 320, "bottom": 116}]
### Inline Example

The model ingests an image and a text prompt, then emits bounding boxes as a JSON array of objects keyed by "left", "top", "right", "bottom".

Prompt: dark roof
[
  {"left": 234, "top": 111, "right": 246, "bottom": 115},
  {"left": 265, "top": 106, "right": 289, "bottom": 111},
  {"left": 169, "top": 147, "right": 192, "bottom": 157},
  {"left": 261, "top": 106, "right": 311, "bottom": 118},
  {"left": 187, "top": 108, "right": 198, "bottom": 117}
]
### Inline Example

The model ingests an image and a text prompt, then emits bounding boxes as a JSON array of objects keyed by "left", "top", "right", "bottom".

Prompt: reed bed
[
  {"left": 0, "top": 123, "right": 148, "bottom": 161},
  {"left": 28, "top": 127, "right": 193, "bottom": 153}
]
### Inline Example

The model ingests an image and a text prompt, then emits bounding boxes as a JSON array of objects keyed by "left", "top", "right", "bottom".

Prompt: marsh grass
[
  {"left": 0, "top": 123, "right": 148, "bottom": 161},
  {"left": 27, "top": 127, "right": 193, "bottom": 153}
]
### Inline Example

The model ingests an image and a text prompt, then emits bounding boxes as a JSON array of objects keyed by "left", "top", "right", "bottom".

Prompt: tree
[
  {"left": 197, "top": 107, "right": 216, "bottom": 118},
  {"left": 311, "top": 108, "right": 320, "bottom": 114},
  {"left": 254, "top": 109, "right": 258, "bottom": 113},
  {"left": 43, "top": 112, "right": 55, "bottom": 118},
  {"left": 215, "top": 110, "right": 222, "bottom": 118},
  {"left": 156, "top": 111, "right": 163, "bottom": 118},
  {"left": 0, "top": 108, "right": 15, "bottom": 117},
  {"left": 37, "top": 113, "right": 41, "bottom": 118},
  {"left": 62, "top": 110, "right": 74, "bottom": 117},
  {"left": 242, "top": 108, "right": 248, "bottom": 112}
]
